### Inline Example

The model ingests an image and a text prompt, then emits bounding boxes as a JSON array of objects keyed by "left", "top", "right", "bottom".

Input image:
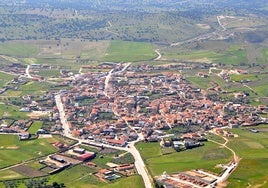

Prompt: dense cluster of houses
[
  {"left": 49, "top": 64, "right": 266, "bottom": 145},
  {"left": 1, "top": 63, "right": 267, "bottom": 146}
]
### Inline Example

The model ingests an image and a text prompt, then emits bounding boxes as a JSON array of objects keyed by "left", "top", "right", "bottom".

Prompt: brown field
[{"left": 12, "top": 165, "right": 46, "bottom": 177}]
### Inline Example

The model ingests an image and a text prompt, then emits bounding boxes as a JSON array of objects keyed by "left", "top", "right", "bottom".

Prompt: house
[
  {"left": 116, "top": 164, "right": 135, "bottom": 172},
  {"left": 77, "top": 152, "right": 96, "bottom": 161},
  {"left": 73, "top": 148, "right": 86, "bottom": 154},
  {"left": 19, "top": 132, "right": 30, "bottom": 140},
  {"left": 106, "top": 139, "right": 127, "bottom": 147}
]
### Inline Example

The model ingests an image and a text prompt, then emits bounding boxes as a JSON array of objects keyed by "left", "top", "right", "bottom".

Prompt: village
[{"left": 0, "top": 62, "right": 268, "bottom": 188}]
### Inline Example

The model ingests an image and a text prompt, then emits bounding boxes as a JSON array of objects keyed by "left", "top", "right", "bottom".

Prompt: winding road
[
  {"left": 209, "top": 131, "right": 239, "bottom": 184},
  {"left": 154, "top": 49, "right": 162, "bottom": 60}
]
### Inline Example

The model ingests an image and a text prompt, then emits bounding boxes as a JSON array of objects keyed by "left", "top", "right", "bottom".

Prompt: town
[{"left": 0, "top": 62, "right": 267, "bottom": 188}]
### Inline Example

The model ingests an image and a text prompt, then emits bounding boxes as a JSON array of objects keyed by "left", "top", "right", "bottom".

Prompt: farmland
[
  {"left": 136, "top": 141, "right": 232, "bottom": 176},
  {"left": 0, "top": 135, "right": 58, "bottom": 169},
  {"left": 0, "top": 103, "right": 29, "bottom": 119},
  {"left": 226, "top": 126, "right": 268, "bottom": 187},
  {"left": 0, "top": 72, "right": 15, "bottom": 88},
  {"left": 27, "top": 121, "right": 43, "bottom": 134},
  {"left": 104, "top": 41, "right": 157, "bottom": 62}
]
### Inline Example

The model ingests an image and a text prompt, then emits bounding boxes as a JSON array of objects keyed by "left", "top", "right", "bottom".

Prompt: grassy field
[
  {"left": 162, "top": 45, "right": 248, "bottom": 66},
  {"left": 49, "top": 164, "right": 102, "bottom": 188},
  {"left": 3, "top": 81, "right": 53, "bottom": 97},
  {"left": 136, "top": 141, "right": 232, "bottom": 176},
  {"left": 260, "top": 48, "right": 268, "bottom": 64},
  {"left": 48, "top": 164, "right": 144, "bottom": 188},
  {"left": 0, "top": 103, "right": 29, "bottom": 119},
  {"left": 186, "top": 75, "right": 226, "bottom": 90},
  {"left": 226, "top": 126, "right": 268, "bottom": 187},
  {"left": 186, "top": 76, "right": 212, "bottom": 89},
  {"left": 27, "top": 121, "right": 43, "bottom": 134},
  {"left": 0, "top": 135, "right": 58, "bottom": 169},
  {"left": 37, "top": 70, "right": 61, "bottom": 78},
  {"left": 163, "top": 50, "right": 219, "bottom": 62},
  {"left": 104, "top": 40, "right": 156, "bottom": 62},
  {"left": 230, "top": 74, "right": 265, "bottom": 82},
  {"left": 0, "top": 169, "right": 26, "bottom": 181},
  {"left": 0, "top": 72, "right": 15, "bottom": 88},
  {"left": 0, "top": 42, "right": 38, "bottom": 57}
]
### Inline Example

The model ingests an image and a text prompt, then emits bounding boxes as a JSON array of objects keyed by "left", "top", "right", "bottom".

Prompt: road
[
  {"left": 209, "top": 131, "right": 239, "bottom": 184},
  {"left": 55, "top": 94, "right": 72, "bottom": 138},
  {"left": 105, "top": 21, "right": 120, "bottom": 36},
  {"left": 103, "top": 69, "right": 114, "bottom": 98},
  {"left": 217, "top": 15, "right": 226, "bottom": 30},
  {"left": 103, "top": 63, "right": 131, "bottom": 98},
  {"left": 25, "top": 65, "right": 33, "bottom": 78},
  {"left": 154, "top": 49, "right": 162, "bottom": 60}
]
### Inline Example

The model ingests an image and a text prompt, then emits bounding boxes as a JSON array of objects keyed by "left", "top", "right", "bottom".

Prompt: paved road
[
  {"left": 154, "top": 49, "right": 162, "bottom": 60},
  {"left": 25, "top": 65, "right": 33, "bottom": 78},
  {"left": 55, "top": 94, "right": 72, "bottom": 138}
]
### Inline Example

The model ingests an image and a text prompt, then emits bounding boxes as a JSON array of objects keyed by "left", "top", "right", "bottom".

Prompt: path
[
  {"left": 105, "top": 21, "right": 120, "bottom": 36},
  {"left": 25, "top": 65, "right": 33, "bottom": 78},
  {"left": 154, "top": 49, "right": 162, "bottom": 60},
  {"left": 217, "top": 15, "right": 226, "bottom": 30},
  {"left": 209, "top": 131, "right": 240, "bottom": 184},
  {"left": 243, "top": 84, "right": 256, "bottom": 93}
]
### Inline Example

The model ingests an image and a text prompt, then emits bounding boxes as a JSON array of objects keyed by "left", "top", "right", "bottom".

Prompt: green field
[
  {"left": 104, "top": 41, "right": 157, "bottom": 62},
  {"left": 230, "top": 74, "right": 264, "bottom": 82},
  {"left": 163, "top": 50, "right": 219, "bottom": 62},
  {"left": 0, "top": 169, "right": 25, "bottom": 181},
  {"left": 215, "top": 45, "right": 248, "bottom": 65},
  {"left": 136, "top": 141, "right": 232, "bottom": 176},
  {"left": 0, "top": 42, "right": 38, "bottom": 57},
  {"left": 49, "top": 164, "right": 144, "bottom": 188},
  {"left": 162, "top": 45, "right": 248, "bottom": 65},
  {"left": 27, "top": 121, "right": 43, "bottom": 134},
  {"left": 227, "top": 126, "right": 268, "bottom": 187},
  {"left": 186, "top": 75, "right": 226, "bottom": 89},
  {"left": 0, "top": 135, "right": 58, "bottom": 169},
  {"left": 259, "top": 48, "right": 268, "bottom": 64},
  {"left": 3, "top": 81, "right": 53, "bottom": 96},
  {"left": 0, "top": 103, "right": 29, "bottom": 119},
  {"left": 0, "top": 72, "right": 15, "bottom": 88},
  {"left": 37, "top": 70, "right": 61, "bottom": 78}
]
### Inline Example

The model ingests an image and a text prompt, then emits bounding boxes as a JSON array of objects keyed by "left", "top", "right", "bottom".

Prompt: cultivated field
[
  {"left": 136, "top": 141, "right": 232, "bottom": 176},
  {"left": 104, "top": 40, "right": 157, "bottom": 62},
  {"left": 226, "top": 125, "right": 268, "bottom": 187},
  {"left": 0, "top": 135, "right": 58, "bottom": 169}
]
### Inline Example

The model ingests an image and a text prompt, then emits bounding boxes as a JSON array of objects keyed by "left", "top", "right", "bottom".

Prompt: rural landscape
[{"left": 0, "top": 0, "right": 267, "bottom": 188}]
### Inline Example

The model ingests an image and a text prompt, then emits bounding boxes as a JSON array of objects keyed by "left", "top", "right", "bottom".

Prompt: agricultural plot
[
  {"left": 0, "top": 170, "right": 25, "bottom": 181},
  {"left": 162, "top": 45, "right": 249, "bottom": 66},
  {"left": 0, "top": 72, "right": 15, "bottom": 88},
  {"left": 136, "top": 141, "right": 232, "bottom": 176},
  {"left": 3, "top": 81, "right": 53, "bottom": 97},
  {"left": 48, "top": 163, "right": 143, "bottom": 188},
  {"left": 0, "top": 42, "right": 38, "bottom": 57},
  {"left": 0, "top": 135, "right": 59, "bottom": 169},
  {"left": 104, "top": 40, "right": 157, "bottom": 62},
  {"left": 226, "top": 126, "right": 268, "bottom": 187},
  {"left": 230, "top": 74, "right": 265, "bottom": 83},
  {"left": 27, "top": 121, "right": 43, "bottom": 134},
  {"left": 162, "top": 50, "right": 220, "bottom": 63},
  {"left": 0, "top": 103, "right": 29, "bottom": 119}
]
